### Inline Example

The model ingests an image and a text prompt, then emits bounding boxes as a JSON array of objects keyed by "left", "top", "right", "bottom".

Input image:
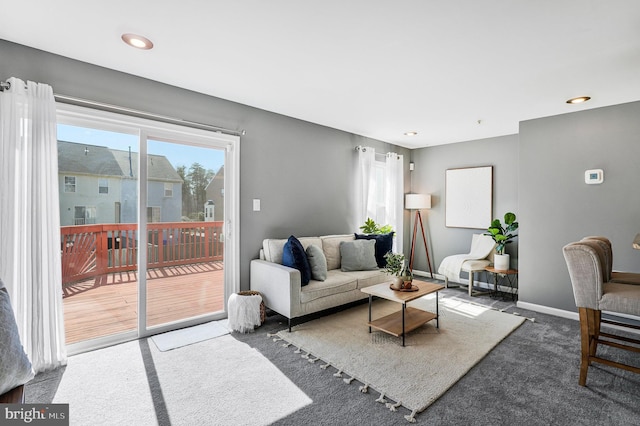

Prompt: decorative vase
[
  {"left": 391, "top": 276, "right": 404, "bottom": 290},
  {"left": 494, "top": 253, "right": 510, "bottom": 271},
  {"left": 400, "top": 262, "right": 413, "bottom": 289}
]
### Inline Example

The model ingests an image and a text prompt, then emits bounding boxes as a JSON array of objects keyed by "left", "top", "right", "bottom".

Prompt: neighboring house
[
  {"left": 58, "top": 141, "right": 183, "bottom": 226},
  {"left": 58, "top": 141, "right": 123, "bottom": 226},
  {"left": 111, "top": 148, "right": 183, "bottom": 224},
  {"left": 204, "top": 165, "right": 224, "bottom": 221}
]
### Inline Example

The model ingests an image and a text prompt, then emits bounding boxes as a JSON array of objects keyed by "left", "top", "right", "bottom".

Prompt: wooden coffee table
[{"left": 360, "top": 280, "right": 444, "bottom": 346}]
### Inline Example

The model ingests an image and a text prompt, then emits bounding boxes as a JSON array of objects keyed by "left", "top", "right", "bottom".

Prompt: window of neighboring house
[
  {"left": 98, "top": 179, "right": 109, "bottom": 194},
  {"left": 64, "top": 176, "right": 76, "bottom": 193},
  {"left": 86, "top": 206, "right": 97, "bottom": 224},
  {"left": 74, "top": 206, "right": 96, "bottom": 225},
  {"left": 164, "top": 183, "right": 173, "bottom": 197},
  {"left": 147, "top": 206, "right": 161, "bottom": 223}
]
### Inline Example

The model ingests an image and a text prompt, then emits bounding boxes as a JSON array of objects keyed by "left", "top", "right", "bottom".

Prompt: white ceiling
[{"left": 2, "top": 1, "right": 640, "bottom": 149}]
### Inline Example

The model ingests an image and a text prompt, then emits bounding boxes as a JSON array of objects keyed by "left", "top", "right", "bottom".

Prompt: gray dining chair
[{"left": 563, "top": 239, "right": 640, "bottom": 386}]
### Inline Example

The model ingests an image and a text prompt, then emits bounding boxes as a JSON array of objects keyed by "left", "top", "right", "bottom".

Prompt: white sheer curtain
[
  {"left": 355, "top": 146, "right": 376, "bottom": 226},
  {"left": 0, "top": 77, "right": 67, "bottom": 372},
  {"left": 385, "top": 152, "right": 404, "bottom": 252},
  {"left": 355, "top": 146, "right": 404, "bottom": 253}
]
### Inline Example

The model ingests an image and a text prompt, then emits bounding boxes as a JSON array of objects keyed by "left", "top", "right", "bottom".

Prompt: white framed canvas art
[{"left": 445, "top": 166, "right": 493, "bottom": 229}]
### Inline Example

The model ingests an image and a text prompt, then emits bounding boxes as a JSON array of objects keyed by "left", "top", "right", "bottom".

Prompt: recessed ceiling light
[
  {"left": 404, "top": 131, "right": 418, "bottom": 136},
  {"left": 566, "top": 96, "right": 591, "bottom": 104},
  {"left": 121, "top": 33, "right": 154, "bottom": 50}
]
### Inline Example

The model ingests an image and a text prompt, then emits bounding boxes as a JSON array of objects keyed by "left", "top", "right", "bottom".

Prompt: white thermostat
[{"left": 585, "top": 169, "right": 604, "bottom": 184}]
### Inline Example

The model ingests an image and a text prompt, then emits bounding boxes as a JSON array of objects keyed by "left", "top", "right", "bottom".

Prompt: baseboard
[
  {"left": 417, "top": 270, "right": 640, "bottom": 332},
  {"left": 414, "top": 270, "right": 516, "bottom": 294},
  {"left": 516, "top": 301, "right": 579, "bottom": 320},
  {"left": 517, "top": 301, "right": 640, "bottom": 334}
]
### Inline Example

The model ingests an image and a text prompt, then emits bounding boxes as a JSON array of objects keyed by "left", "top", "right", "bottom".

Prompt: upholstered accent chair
[
  {"left": 563, "top": 239, "right": 640, "bottom": 386},
  {"left": 439, "top": 234, "right": 496, "bottom": 296}
]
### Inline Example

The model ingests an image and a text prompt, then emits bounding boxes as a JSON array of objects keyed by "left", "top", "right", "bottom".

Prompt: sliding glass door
[
  {"left": 57, "top": 104, "right": 239, "bottom": 353},
  {"left": 144, "top": 138, "right": 226, "bottom": 329},
  {"left": 58, "top": 124, "right": 140, "bottom": 344}
]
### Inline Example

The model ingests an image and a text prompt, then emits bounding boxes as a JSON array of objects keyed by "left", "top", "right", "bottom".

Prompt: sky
[{"left": 57, "top": 124, "right": 225, "bottom": 174}]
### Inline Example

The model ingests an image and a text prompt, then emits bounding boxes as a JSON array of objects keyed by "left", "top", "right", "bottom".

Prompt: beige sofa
[{"left": 250, "top": 234, "right": 389, "bottom": 330}]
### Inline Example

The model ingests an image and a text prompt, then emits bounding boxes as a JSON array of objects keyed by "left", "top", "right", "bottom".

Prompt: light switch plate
[
  {"left": 584, "top": 169, "right": 603, "bottom": 184},
  {"left": 253, "top": 199, "right": 261, "bottom": 211}
]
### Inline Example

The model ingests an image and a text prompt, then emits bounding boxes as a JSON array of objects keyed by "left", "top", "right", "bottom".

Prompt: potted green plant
[
  {"left": 383, "top": 252, "right": 406, "bottom": 289},
  {"left": 359, "top": 217, "right": 394, "bottom": 235},
  {"left": 485, "top": 212, "right": 518, "bottom": 270}
]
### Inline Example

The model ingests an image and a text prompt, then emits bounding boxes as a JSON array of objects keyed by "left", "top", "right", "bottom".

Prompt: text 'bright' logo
[{"left": 4, "top": 406, "right": 66, "bottom": 423}]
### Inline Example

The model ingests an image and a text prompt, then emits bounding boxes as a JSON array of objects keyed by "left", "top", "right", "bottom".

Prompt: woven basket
[{"left": 237, "top": 290, "right": 266, "bottom": 324}]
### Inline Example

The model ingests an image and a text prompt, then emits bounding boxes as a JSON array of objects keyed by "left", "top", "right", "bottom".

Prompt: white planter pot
[
  {"left": 494, "top": 254, "right": 510, "bottom": 271},
  {"left": 391, "top": 276, "right": 404, "bottom": 290}
]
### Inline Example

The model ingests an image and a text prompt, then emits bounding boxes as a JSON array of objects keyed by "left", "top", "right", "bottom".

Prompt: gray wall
[
  {"left": 412, "top": 102, "right": 640, "bottom": 314},
  {"left": 5, "top": 39, "right": 638, "bottom": 313},
  {"left": 519, "top": 102, "right": 640, "bottom": 311},
  {"left": 0, "top": 39, "right": 410, "bottom": 290},
  {"left": 409, "top": 135, "right": 519, "bottom": 277}
]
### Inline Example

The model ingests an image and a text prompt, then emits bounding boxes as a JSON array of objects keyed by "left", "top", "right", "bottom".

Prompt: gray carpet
[{"left": 25, "top": 280, "right": 640, "bottom": 425}]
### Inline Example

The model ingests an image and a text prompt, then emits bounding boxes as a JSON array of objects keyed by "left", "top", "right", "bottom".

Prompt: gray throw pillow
[
  {"left": 0, "top": 279, "right": 35, "bottom": 395},
  {"left": 340, "top": 239, "right": 379, "bottom": 272},
  {"left": 306, "top": 244, "right": 328, "bottom": 281}
]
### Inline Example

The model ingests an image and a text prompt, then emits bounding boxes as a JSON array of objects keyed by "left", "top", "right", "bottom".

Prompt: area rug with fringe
[{"left": 274, "top": 295, "right": 525, "bottom": 423}]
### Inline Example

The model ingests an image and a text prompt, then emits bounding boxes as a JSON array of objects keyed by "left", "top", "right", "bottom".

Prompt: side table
[{"left": 485, "top": 267, "right": 518, "bottom": 301}]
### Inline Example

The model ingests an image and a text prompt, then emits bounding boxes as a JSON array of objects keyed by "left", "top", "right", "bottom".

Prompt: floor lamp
[{"left": 406, "top": 193, "right": 433, "bottom": 278}]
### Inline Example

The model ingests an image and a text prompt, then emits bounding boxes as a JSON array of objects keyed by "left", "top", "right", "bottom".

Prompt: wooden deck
[{"left": 62, "top": 262, "right": 224, "bottom": 344}]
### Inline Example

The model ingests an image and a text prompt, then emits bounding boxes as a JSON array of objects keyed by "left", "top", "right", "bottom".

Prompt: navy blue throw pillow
[
  {"left": 282, "top": 235, "right": 312, "bottom": 285},
  {"left": 354, "top": 232, "right": 394, "bottom": 268}
]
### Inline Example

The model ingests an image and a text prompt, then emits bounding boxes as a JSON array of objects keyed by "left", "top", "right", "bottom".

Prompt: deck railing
[{"left": 60, "top": 221, "right": 224, "bottom": 285}]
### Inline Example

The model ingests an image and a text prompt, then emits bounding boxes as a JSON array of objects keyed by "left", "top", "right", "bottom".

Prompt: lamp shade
[{"left": 405, "top": 193, "right": 431, "bottom": 210}]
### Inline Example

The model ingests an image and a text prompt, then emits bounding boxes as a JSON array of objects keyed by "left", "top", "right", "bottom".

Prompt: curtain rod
[
  {"left": 56, "top": 94, "right": 246, "bottom": 136},
  {"left": 354, "top": 145, "right": 400, "bottom": 159},
  {"left": 0, "top": 80, "right": 246, "bottom": 137}
]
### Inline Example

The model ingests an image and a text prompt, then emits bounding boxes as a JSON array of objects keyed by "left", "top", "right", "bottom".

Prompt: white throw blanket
[
  {"left": 228, "top": 293, "right": 263, "bottom": 333},
  {"left": 438, "top": 234, "right": 496, "bottom": 282}
]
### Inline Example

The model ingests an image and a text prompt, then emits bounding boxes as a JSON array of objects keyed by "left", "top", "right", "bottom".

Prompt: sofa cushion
[
  {"left": 321, "top": 234, "right": 354, "bottom": 270},
  {"left": 282, "top": 236, "right": 312, "bottom": 285},
  {"left": 263, "top": 237, "right": 322, "bottom": 264},
  {"left": 349, "top": 269, "right": 390, "bottom": 289},
  {"left": 340, "top": 239, "right": 379, "bottom": 272},
  {"left": 306, "top": 244, "right": 328, "bottom": 281},
  {"left": 355, "top": 232, "right": 394, "bottom": 268},
  {"left": 300, "top": 270, "right": 358, "bottom": 303},
  {"left": 0, "top": 280, "right": 35, "bottom": 395}
]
